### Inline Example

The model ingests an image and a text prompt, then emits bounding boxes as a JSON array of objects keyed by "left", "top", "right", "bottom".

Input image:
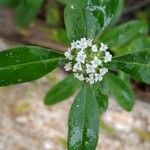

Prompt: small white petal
[
  {"left": 74, "top": 73, "right": 84, "bottom": 81},
  {"left": 99, "top": 43, "right": 108, "bottom": 51},
  {"left": 86, "top": 64, "right": 95, "bottom": 73},
  {"left": 74, "top": 40, "right": 84, "bottom": 49},
  {"left": 79, "top": 38, "right": 88, "bottom": 49},
  {"left": 73, "top": 62, "right": 82, "bottom": 72},
  {"left": 64, "top": 48, "right": 73, "bottom": 60},
  {"left": 92, "top": 44, "right": 98, "bottom": 52},
  {"left": 95, "top": 73, "right": 103, "bottom": 82},
  {"left": 71, "top": 41, "right": 77, "bottom": 49},
  {"left": 104, "top": 51, "right": 112, "bottom": 63},
  {"left": 100, "top": 67, "right": 108, "bottom": 76},
  {"left": 76, "top": 51, "right": 86, "bottom": 64},
  {"left": 89, "top": 73, "right": 94, "bottom": 79},
  {"left": 86, "top": 75, "right": 95, "bottom": 84},
  {"left": 91, "top": 56, "right": 102, "bottom": 68},
  {"left": 80, "top": 37, "right": 87, "bottom": 43},
  {"left": 87, "top": 39, "right": 93, "bottom": 47},
  {"left": 64, "top": 62, "right": 72, "bottom": 71}
]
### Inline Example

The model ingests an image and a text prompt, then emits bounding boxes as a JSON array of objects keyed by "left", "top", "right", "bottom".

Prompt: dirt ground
[{"left": 0, "top": 39, "right": 150, "bottom": 150}]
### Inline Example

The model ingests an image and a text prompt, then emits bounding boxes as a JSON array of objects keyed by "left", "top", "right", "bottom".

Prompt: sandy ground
[{"left": 0, "top": 38, "right": 150, "bottom": 150}]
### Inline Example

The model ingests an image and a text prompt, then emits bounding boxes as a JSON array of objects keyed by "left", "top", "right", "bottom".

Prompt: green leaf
[
  {"left": 0, "top": 0, "right": 19, "bottom": 7},
  {"left": 108, "top": 50, "right": 150, "bottom": 84},
  {"left": 115, "top": 36, "right": 150, "bottom": 55},
  {"left": 105, "top": 73, "right": 134, "bottom": 111},
  {"left": 46, "top": 3, "right": 60, "bottom": 26},
  {"left": 100, "top": 20, "right": 149, "bottom": 54},
  {"left": 64, "top": 0, "right": 122, "bottom": 41},
  {"left": 68, "top": 84, "right": 99, "bottom": 150},
  {"left": 118, "top": 71, "right": 132, "bottom": 89},
  {"left": 92, "top": 82, "right": 109, "bottom": 113},
  {"left": 64, "top": 4, "right": 93, "bottom": 41},
  {"left": 109, "top": 0, "right": 124, "bottom": 26},
  {"left": 44, "top": 74, "right": 81, "bottom": 105},
  {"left": 0, "top": 46, "right": 64, "bottom": 86},
  {"left": 15, "top": 0, "right": 43, "bottom": 27}
]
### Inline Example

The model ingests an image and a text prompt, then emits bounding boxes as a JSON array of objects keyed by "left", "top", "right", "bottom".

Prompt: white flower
[
  {"left": 80, "top": 37, "right": 87, "bottom": 42},
  {"left": 74, "top": 73, "right": 84, "bottom": 81},
  {"left": 86, "top": 64, "right": 95, "bottom": 73},
  {"left": 75, "top": 41, "right": 82, "bottom": 49},
  {"left": 99, "top": 43, "right": 108, "bottom": 51},
  {"left": 86, "top": 74, "right": 95, "bottom": 84},
  {"left": 104, "top": 51, "right": 112, "bottom": 63},
  {"left": 91, "top": 56, "right": 102, "bottom": 68},
  {"left": 64, "top": 62, "right": 72, "bottom": 71},
  {"left": 71, "top": 41, "right": 77, "bottom": 49},
  {"left": 87, "top": 39, "right": 93, "bottom": 47},
  {"left": 64, "top": 38, "right": 111, "bottom": 84},
  {"left": 64, "top": 48, "right": 73, "bottom": 60},
  {"left": 89, "top": 73, "right": 94, "bottom": 78},
  {"left": 100, "top": 67, "right": 108, "bottom": 76},
  {"left": 92, "top": 44, "right": 98, "bottom": 52},
  {"left": 73, "top": 62, "right": 82, "bottom": 72},
  {"left": 76, "top": 51, "right": 86, "bottom": 64},
  {"left": 80, "top": 38, "right": 88, "bottom": 49},
  {"left": 95, "top": 73, "right": 103, "bottom": 82}
]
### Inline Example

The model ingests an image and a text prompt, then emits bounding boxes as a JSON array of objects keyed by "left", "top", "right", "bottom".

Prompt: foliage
[{"left": 0, "top": 0, "right": 150, "bottom": 150}]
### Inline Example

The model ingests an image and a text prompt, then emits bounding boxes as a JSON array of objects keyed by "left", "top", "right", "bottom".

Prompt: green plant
[
  {"left": 0, "top": 0, "right": 44, "bottom": 26},
  {"left": 0, "top": 0, "right": 150, "bottom": 150},
  {"left": 0, "top": 0, "right": 67, "bottom": 27}
]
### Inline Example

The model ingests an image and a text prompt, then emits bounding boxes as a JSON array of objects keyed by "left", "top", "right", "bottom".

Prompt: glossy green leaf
[
  {"left": 105, "top": 73, "right": 134, "bottom": 111},
  {"left": 68, "top": 84, "right": 99, "bottom": 150},
  {"left": 64, "top": 4, "right": 95, "bottom": 41},
  {"left": 0, "top": 46, "right": 64, "bottom": 86},
  {"left": 109, "top": 0, "right": 124, "bottom": 26},
  {"left": 115, "top": 36, "right": 150, "bottom": 55},
  {"left": 15, "top": 0, "right": 43, "bottom": 26},
  {"left": 119, "top": 71, "right": 132, "bottom": 89},
  {"left": 44, "top": 74, "right": 81, "bottom": 105},
  {"left": 87, "top": 0, "right": 123, "bottom": 30},
  {"left": 64, "top": 0, "right": 122, "bottom": 41},
  {"left": 92, "top": 82, "right": 108, "bottom": 112},
  {"left": 100, "top": 20, "right": 149, "bottom": 53},
  {"left": 108, "top": 50, "right": 150, "bottom": 84}
]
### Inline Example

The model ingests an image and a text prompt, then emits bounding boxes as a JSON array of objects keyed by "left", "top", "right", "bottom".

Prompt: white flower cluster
[{"left": 64, "top": 38, "right": 112, "bottom": 84}]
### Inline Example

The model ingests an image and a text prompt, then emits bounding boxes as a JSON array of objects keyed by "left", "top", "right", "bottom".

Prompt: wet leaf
[
  {"left": 100, "top": 20, "right": 149, "bottom": 54},
  {"left": 92, "top": 82, "right": 109, "bottom": 113},
  {"left": 107, "top": 49, "right": 150, "bottom": 84},
  {"left": 115, "top": 36, "right": 150, "bottom": 55},
  {"left": 118, "top": 71, "right": 132, "bottom": 89},
  {"left": 0, "top": 46, "right": 64, "bottom": 86},
  {"left": 105, "top": 73, "right": 134, "bottom": 111},
  {"left": 64, "top": 0, "right": 122, "bottom": 41},
  {"left": 68, "top": 84, "right": 99, "bottom": 150},
  {"left": 44, "top": 74, "right": 81, "bottom": 105},
  {"left": 109, "top": 0, "right": 124, "bottom": 26}
]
